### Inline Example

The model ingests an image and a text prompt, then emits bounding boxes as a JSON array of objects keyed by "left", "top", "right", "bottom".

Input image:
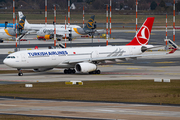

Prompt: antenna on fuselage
[{"left": 5, "top": 22, "right": 8, "bottom": 29}]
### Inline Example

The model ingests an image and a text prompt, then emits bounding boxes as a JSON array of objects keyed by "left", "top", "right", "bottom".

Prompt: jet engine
[
  {"left": 44, "top": 34, "right": 53, "bottom": 40},
  {"left": 75, "top": 62, "right": 97, "bottom": 73},
  {"left": 33, "top": 68, "right": 53, "bottom": 72}
]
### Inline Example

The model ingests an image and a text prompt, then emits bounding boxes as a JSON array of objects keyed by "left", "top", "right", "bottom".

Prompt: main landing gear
[
  {"left": 64, "top": 68, "right": 76, "bottom": 74},
  {"left": 89, "top": 70, "right": 101, "bottom": 74},
  {"left": 17, "top": 69, "right": 23, "bottom": 76}
]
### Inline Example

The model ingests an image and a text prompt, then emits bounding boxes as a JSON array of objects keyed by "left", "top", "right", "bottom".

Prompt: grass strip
[
  {"left": 0, "top": 114, "right": 74, "bottom": 120},
  {"left": 0, "top": 80, "right": 180, "bottom": 105}
]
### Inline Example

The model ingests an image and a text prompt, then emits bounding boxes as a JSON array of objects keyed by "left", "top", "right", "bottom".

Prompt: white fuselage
[
  {"left": 0, "top": 28, "right": 13, "bottom": 39},
  {"left": 37, "top": 27, "right": 82, "bottom": 38},
  {"left": 24, "top": 23, "right": 80, "bottom": 32},
  {"left": 3, "top": 45, "right": 145, "bottom": 69}
]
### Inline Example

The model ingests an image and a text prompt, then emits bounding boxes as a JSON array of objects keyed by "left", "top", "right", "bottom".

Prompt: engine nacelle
[
  {"left": 44, "top": 34, "right": 53, "bottom": 40},
  {"left": 33, "top": 68, "right": 53, "bottom": 72},
  {"left": 75, "top": 62, "right": 97, "bottom": 73}
]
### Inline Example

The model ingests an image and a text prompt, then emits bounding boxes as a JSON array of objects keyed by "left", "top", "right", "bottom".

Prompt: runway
[
  {"left": 0, "top": 97, "right": 180, "bottom": 120},
  {"left": 1, "top": 49, "right": 180, "bottom": 82}
]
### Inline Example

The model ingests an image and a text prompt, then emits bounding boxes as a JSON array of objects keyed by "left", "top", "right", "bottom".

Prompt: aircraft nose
[{"left": 3, "top": 58, "right": 9, "bottom": 65}]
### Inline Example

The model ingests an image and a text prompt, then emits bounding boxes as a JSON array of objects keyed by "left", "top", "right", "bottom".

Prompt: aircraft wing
[
  {"left": 96, "top": 29, "right": 105, "bottom": 33},
  {"left": 64, "top": 39, "right": 178, "bottom": 64},
  {"left": 63, "top": 49, "right": 177, "bottom": 64}
]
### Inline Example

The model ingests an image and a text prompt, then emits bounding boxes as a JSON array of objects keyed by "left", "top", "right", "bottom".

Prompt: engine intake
[{"left": 75, "top": 62, "right": 97, "bottom": 73}]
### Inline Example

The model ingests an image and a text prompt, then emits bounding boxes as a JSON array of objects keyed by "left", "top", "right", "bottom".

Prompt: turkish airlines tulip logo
[{"left": 136, "top": 25, "right": 150, "bottom": 45}]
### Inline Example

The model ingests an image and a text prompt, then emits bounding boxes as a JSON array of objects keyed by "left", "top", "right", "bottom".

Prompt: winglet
[
  {"left": 168, "top": 48, "right": 177, "bottom": 54},
  {"left": 165, "top": 39, "right": 179, "bottom": 54}
]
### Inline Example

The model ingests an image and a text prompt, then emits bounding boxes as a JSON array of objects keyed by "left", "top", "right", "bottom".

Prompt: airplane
[
  {"left": 36, "top": 15, "right": 96, "bottom": 40},
  {"left": 18, "top": 11, "right": 81, "bottom": 32},
  {"left": 0, "top": 23, "right": 16, "bottom": 28},
  {"left": 0, "top": 16, "right": 26, "bottom": 39},
  {"left": 3, "top": 17, "right": 178, "bottom": 76}
]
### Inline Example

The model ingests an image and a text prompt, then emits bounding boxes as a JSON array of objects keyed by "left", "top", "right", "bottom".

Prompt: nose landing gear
[{"left": 17, "top": 69, "right": 23, "bottom": 76}]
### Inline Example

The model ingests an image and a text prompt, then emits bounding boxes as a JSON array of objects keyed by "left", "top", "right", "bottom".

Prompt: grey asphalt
[{"left": 0, "top": 98, "right": 180, "bottom": 120}]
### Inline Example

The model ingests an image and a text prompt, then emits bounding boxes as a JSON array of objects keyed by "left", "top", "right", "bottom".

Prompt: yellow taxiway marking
[
  {"left": 158, "top": 66, "right": 169, "bottom": 68},
  {"left": 126, "top": 68, "right": 140, "bottom": 69},
  {"left": 125, "top": 31, "right": 136, "bottom": 33},
  {"left": 155, "top": 61, "right": 176, "bottom": 64}
]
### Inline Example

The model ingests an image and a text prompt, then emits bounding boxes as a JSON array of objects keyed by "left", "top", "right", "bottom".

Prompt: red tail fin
[{"left": 126, "top": 17, "right": 155, "bottom": 46}]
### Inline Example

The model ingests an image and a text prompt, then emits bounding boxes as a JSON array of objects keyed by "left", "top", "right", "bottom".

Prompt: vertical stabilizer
[
  {"left": 18, "top": 16, "right": 26, "bottom": 30},
  {"left": 18, "top": 11, "right": 29, "bottom": 26},
  {"left": 126, "top": 17, "right": 154, "bottom": 46},
  {"left": 83, "top": 15, "right": 95, "bottom": 30}
]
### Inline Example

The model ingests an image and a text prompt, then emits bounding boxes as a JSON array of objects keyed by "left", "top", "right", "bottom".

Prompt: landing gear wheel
[
  {"left": 89, "top": 70, "right": 101, "bottom": 74},
  {"left": 17, "top": 69, "right": 23, "bottom": 76},
  {"left": 64, "top": 69, "right": 68, "bottom": 74},
  {"left": 67, "top": 69, "right": 72, "bottom": 74},
  {"left": 96, "top": 70, "right": 101, "bottom": 74},
  {"left": 64, "top": 69, "right": 76, "bottom": 74},
  {"left": 72, "top": 69, "right": 76, "bottom": 74},
  {"left": 18, "top": 73, "right": 23, "bottom": 76}
]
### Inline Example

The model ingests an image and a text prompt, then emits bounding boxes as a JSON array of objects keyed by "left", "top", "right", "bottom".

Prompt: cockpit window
[{"left": 6, "top": 56, "right": 15, "bottom": 59}]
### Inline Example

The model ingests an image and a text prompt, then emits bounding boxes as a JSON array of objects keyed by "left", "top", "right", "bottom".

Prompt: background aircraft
[
  {"left": 36, "top": 15, "right": 96, "bottom": 40},
  {"left": 18, "top": 11, "right": 81, "bottom": 32},
  {"left": 0, "top": 16, "right": 26, "bottom": 39},
  {"left": 3, "top": 17, "right": 178, "bottom": 76},
  {"left": 0, "top": 23, "right": 17, "bottom": 28}
]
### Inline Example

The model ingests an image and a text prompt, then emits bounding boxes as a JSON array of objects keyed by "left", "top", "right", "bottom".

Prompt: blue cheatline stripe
[{"left": 0, "top": 23, "right": 18, "bottom": 28}]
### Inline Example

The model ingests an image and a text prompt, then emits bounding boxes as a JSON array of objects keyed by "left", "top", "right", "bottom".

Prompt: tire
[
  {"left": 72, "top": 69, "right": 76, "bottom": 74},
  {"left": 96, "top": 70, "right": 101, "bottom": 74},
  {"left": 64, "top": 69, "right": 68, "bottom": 74},
  {"left": 68, "top": 69, "right": 72, "bottom": 74},
  {"left": 18, "top": 73, "right": 23, "bottom": 76}
]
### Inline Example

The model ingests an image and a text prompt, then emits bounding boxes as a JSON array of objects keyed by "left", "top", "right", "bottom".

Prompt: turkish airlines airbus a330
[{"left": 3, "top": 17, "right": 178, "bottom": 76}]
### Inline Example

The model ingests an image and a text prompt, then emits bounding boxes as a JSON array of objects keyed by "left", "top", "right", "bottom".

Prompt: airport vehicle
[
  {"left": 0, "top": 16, "right": 26, "bottom": 39},
  {"left": 18, "top": 12, "right": 81, "bottom": 32},
  {"left": 37, "top": 36, "right": 46, "bottom": 40},
  {"left": 3, "top": 17, "right": 178, "bottom": 76},
  {"left": 19, "top": 39, "right": 27, "bottom": 41},
  {"left": 36, "top": 15, "right": 96, "bottom": 40}
]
